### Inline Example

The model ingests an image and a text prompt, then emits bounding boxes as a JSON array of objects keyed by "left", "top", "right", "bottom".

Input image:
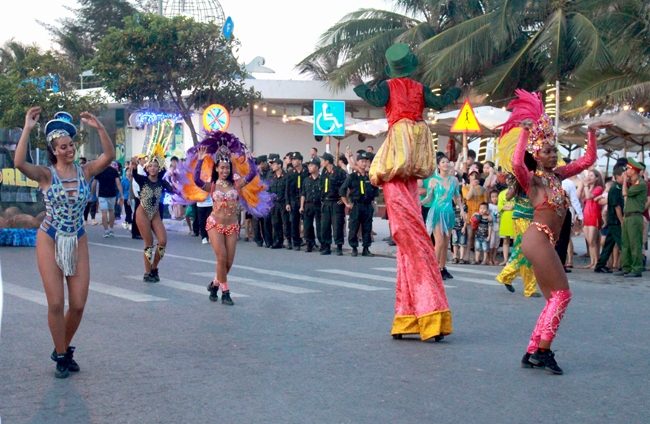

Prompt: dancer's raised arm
[
  {"left": 81, "top": 112, "right": 115, "bottom": 180},
  {"left": 555, "top": 122, "right": 611, "bottom": 180},
  {"left": 14, "top": 107, "right": 49, "bottom": 185}
]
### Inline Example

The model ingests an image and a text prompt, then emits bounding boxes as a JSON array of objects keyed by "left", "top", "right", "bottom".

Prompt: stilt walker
[{"left": 351, "top": 43, "right": 461, "bottom": 340}]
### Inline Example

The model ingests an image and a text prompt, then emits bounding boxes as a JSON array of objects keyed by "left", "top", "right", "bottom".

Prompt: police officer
[
  {"left": 300, "top": 157, "right": 323, "bottom": 252},
  {"left": 340, "top": 152, "right": 378, "bottom": 257},
  {"left": 320, "top": 152, "right": 348, "bottom": 255},
  {"left": 268, "top": 154, "right": 289, "bottom": 249},
  {"left": 252, "top": 155, "right": 273, "bottom": 247},
  {"left": 285, "top": 152, "right": 309, "bottom": 250}
]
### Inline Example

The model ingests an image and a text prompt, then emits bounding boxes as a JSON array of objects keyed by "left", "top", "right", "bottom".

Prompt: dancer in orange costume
[{"left": 351, "top": 43, "right": 461, "bottom": 340}]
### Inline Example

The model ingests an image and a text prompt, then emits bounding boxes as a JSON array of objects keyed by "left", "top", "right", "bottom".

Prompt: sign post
[{"left": 450, "top": 98, "right": 482, "bottom": 161}]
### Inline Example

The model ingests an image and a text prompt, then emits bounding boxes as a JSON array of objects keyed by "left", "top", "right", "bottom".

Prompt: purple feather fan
[{"left": 166, "top": 130, "right": 275, "bottom": 218}]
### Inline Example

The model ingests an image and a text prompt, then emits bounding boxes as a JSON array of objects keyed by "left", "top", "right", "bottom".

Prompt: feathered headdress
[
  {"left": 147, "top": 144, "right": 166, "bottom": 167},
  {"left": 167, "top": 130, "right": 275, "bottom": 218},
  {"left": 497, "top": 89, "right": 556, "bottom": 159}
]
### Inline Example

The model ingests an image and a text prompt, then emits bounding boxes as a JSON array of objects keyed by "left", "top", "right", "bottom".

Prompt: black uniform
[
  {"left": 269, "top": 170, "right": 289, "bottom": 247},
  {"left": 253, "top": 168, "right": 273, "bottom": 247},
  {"left": 285, "top": 166, "right": 309, "bottom": 247},
  {"left": 301, "top": 173, "right": 323, "bottom": 249},
  {"left": 320, "top": 166, "right": 348, "bottom": 247},
  {"left": 340, "top": 171, "right": 378, "bottom": 248}
]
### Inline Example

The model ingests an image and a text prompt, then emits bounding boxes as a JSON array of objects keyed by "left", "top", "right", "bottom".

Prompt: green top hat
[{"left": 385, "top": 43, "right": 419, "bottom": 79}]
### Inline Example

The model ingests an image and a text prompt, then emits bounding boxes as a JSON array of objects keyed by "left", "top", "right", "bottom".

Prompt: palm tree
[
  {"left": 297, "top": 0, "right": 493, "bottom": 90},
  {"left": 562, "top": 0, "right": 650, "bottom": 115},
  {"left": 417, "top": 0, "right": 613, "bottom": 106},
  {"left": 0, "top": 39, "right": 36, "bottom": 74}
]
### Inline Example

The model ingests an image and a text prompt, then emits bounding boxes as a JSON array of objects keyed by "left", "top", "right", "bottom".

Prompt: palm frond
[
  {"left": 565, "top": 12, "right": 612, "bottom": 78},
  {"left": 417, "top": 12, "right": 494, "bottom": 56},
  {"left": 475, "top": 31, "right": 543, "bottom": 97},
  {"left": 530, "top": 9, "right": 567, "bottom": 83}
]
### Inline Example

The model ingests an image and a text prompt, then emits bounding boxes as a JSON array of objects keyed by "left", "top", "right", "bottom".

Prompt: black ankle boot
[
  {"left": 150, "top": 268, "right": 160, "bottom": 282},
  {"left": 362, "top": 247, "right": 374, "bottom": 257},
  {"left": 320, "top": 244, "right": 331, "bottom": 255},
  {"left": 530, "top": 349, "right": 563, "bottom": 374},
  {"left": 54, "top": 353, "right": 70, "bottom": 379},
  {"left": 51, "top": 346, "right": 80, "bottom": 372},
  {"left": 221, "top": 290, "right": 234, "bottom": 306},
  {"left": 336, "top": 245, "right": 343, "bottom": 256},
  {"left": 351, "top": 247, "right": 358, "bottom": 257},
  {"left": 207, "top": 282, "right": 219, "bottom": 302}
]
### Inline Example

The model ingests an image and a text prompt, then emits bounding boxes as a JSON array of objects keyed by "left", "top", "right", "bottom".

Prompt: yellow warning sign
[{"left": 450, "top": 98, "right": 482, "bottom": 133}]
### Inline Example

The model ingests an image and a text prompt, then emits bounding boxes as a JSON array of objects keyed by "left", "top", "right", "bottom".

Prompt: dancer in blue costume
[
  {"left": 15, "top": 107, "right": 115, "bottom": 378},
  {"left": 423, "top": 154, "right": 463, "bottom": 280}
]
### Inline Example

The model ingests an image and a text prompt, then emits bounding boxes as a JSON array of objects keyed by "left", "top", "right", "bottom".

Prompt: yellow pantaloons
[{"left": 496, "top": 218, "right": 539, "bottom": 297}]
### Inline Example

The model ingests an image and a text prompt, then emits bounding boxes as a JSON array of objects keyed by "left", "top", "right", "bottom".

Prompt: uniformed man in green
[
  {"left": 300, "top": 157, "right": 323, "bottom": 252},
  {"left": 320, "top": 152, "right": 348, "bottom": 255},
  {"left": 340, "top": 152, "right": 379, "bottom": 257},
  {"left": 268, "top": 154, "right": 289, "bottom": 249},
  {"left": 286, "top": 152, "right": 309, "bottom": 250},
  {"left": 617, "top": 158, "right": 648, "bottom": 277}
]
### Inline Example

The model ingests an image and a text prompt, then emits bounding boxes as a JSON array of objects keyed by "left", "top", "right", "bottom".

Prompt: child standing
[
  {"left": 471, "top": 202, "right": 492, "bottom": 265},
  {"left": 488, "top": 190, "right": 500, "bottom": 265},
  {"left": 451, "top": 202, "right": 468, "bottom": 264},
  {"left": 497, "top": 186, "right": 514, "bottom": 265}
]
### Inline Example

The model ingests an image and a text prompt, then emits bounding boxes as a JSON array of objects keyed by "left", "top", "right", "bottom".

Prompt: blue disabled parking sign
[{"left": 313, "top": 100, "right": 346, "bottom": 137}]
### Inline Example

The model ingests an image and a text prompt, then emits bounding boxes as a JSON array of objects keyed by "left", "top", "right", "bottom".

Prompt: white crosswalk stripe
[
  {"left": 451, "top": 277, "right": 501, "bottom": 286},
  {"left": 124, "top": 276, "right": 249, "bottom": 297},
  {"left": 192, "top": 273, "right": 321, "bottom": 294},
  {"left": 90, "top": 281, "right": 168, "bottom": 302},
  {"left": 445, "top": 266, "right": 500, "bottom": 277},
  {"left": 3, "top": 283, "right": 67, "bottom": 306},
  {"left": 318, "top": 269, "right": 456, "bottom": 288},
  {"left": 231, "top": 265, "right": 390, "bottom": 291}
]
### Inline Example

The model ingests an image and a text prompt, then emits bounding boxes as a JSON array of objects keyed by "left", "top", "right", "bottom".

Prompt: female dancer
[
  {"left": 503, "top": 89, "right": 610, "bottom": 374},
  {"left": 169, "top": 131, "right": 273, "bottom": 305},
  {"left": 582, "top": 169, "right": 605, "bottom": 268},
  {"left": 15, "top": 107, "right": 114, "bottom": 378},
  {"left": 423, "top": 155, "right": 463, "bottom": 280},
  {"left": 129, "top": 147, "right": 174, "bottom": 283}
]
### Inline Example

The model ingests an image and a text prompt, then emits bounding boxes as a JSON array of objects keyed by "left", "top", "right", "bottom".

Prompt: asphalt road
[{"left": 1, "top": 223, "right": 649, "bottom": 424}]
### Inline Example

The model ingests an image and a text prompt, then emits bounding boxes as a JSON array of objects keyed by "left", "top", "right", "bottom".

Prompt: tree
[
  {"left": 0, "top": 46, "right": 106, "bottom": 148},
  {"left": 297, "top": 1, "right": 493, "bottom": 90},
  {"left": 39, "top": 0, "right": 139, "bottom": 70},
  {"left": 92, "top": 14, "right": 262, "bottom": 145}
]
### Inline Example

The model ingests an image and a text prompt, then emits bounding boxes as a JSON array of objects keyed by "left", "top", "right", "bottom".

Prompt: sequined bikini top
[
  {"left": 533, "top": 170, "right": 569, "bottom": 216},
  {"left": 211, "top": 184, "right": 238, "bottom": 216}
]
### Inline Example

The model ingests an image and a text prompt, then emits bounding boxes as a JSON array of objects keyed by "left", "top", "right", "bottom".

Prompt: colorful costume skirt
[
  {"left": 384, "top": 179, "right": 452, "bottom": 340},
  {"left": 495, "top": 218, "right": 538, "bottom": 297},
  {"left": 369, "top": 119, "right": 436, "bottom": 186}
]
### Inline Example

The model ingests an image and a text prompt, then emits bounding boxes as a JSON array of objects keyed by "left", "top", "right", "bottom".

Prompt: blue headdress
[{"left": 44, "top": 112, "right": 77, "bottom": 146}]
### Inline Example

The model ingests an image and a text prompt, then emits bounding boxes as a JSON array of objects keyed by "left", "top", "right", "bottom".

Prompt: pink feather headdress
[{"left": 498, "top": 89, "right": 556, "bottom": 157}]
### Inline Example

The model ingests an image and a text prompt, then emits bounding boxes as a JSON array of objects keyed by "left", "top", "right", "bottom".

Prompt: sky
[{"left": 1, "top": 0, "right": 392, "bottom": 80}]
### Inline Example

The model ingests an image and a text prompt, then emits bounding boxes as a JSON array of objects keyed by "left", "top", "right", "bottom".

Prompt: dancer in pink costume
[
  {"left": 503, "top": 89, "right": 611, "bottom": 374},
  {"left": 351, "top": 43, "right": 461, "bottom": 340}
]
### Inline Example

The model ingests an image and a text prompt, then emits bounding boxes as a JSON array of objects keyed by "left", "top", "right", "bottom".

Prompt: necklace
[
  {"left": 534, "top": 169, "right": 568, "bottom": 216},
  {"left": 215, "top": 179, "right": 230, "bottom": 187}
]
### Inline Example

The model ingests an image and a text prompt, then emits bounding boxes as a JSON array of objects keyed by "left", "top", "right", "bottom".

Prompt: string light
[
  {"left": 639, "top": 107, "right": 645, "bottom": 113},
  {"left": 253, "top": 104, "right": 259, "bottom": 109},
  {"left": 262, "top": 106, "right": 267, "bottom": 112},
  {"left": 587, "top": 100, "right": 594, "bottom": 107},
  {"left": 566, "top": 96, "right": 572, "bottom": 101}
]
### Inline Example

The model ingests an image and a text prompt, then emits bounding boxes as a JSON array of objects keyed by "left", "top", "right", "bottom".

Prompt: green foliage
[
  {"left": 39, "top": 0, "right": 139, "bottom": 68},
  {"left": 0, "top": 44, "right": 106, "bottom": 148},
  {"left": 92, "top": 13, "right": 261, "bottom": 145}
]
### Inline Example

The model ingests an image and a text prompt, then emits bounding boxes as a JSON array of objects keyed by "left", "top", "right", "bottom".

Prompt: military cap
[
  {"left": 627, "top": 157, "right": 645, "bottom": 172},
  {"left": 290, "top": 152, "right": 303, "bottom": 161},
  {"left": 320, "top": 152, "right": 335, "bottom": 164},
  {"left": 256, "top": 155, "right": 268, "bottom": 163}
]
